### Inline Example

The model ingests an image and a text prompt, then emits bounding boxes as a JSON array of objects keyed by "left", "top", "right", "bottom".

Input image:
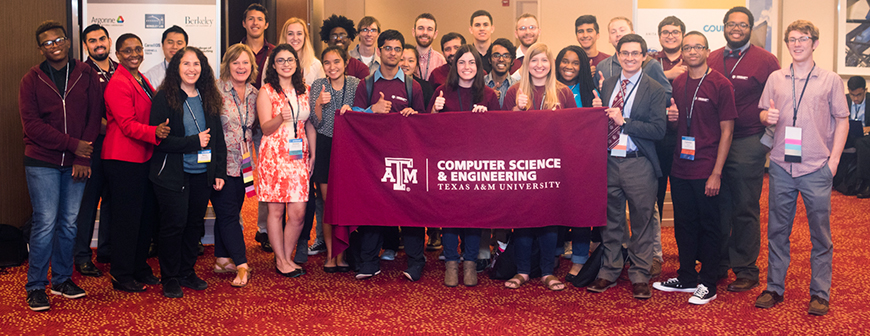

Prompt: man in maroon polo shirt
[
  {"left": 706, "top": 6, "right": 780, "bottom": 293},
  {"left": 575, "top": 15, "right": 609, "bottom": 75},
  {"left": 428, "top": 32, "right": 465, "bottom": 90},
  {"left": 318, "top": 14, "right": 370, "bottom": 80},
  {"left": 652, "top": 31, "right": 736, "bottom": 305},
  {"left": 241, "top": 3, "right": 274, "bottom": 89},
  {"left": 510, "top": 13, "right": 540, "bottom": 77}
]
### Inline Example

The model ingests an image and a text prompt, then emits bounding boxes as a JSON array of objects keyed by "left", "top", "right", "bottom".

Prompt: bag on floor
[
  {"left": 489, "top": 238, "right": 542, "bottom": 280},
  {"left": 834, "top": 152, "right": 859, "bottom": 195},
  {"left": 0, "top": 224, "right": 28, "bottom": 268},
  {"left": 569, "top": 243, "right": 604, "bottom": 288}
]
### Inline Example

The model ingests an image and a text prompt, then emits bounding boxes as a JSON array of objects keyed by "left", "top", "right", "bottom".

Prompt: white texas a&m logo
[{"left": 381, "top": 158, "right": 417, "bottom": 191}]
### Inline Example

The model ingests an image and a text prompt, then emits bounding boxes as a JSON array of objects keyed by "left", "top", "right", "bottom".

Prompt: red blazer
[{"left": 102, "top": 65, "right": 159, "bottom": 163}]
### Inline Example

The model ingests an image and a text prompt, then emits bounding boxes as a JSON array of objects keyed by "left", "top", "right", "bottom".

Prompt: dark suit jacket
[
  {"left": 845, "top": 93, "right": 870, "bottom": 147},
  {"left": 601, "top": 72, "right": 667, "bottom": 177}
]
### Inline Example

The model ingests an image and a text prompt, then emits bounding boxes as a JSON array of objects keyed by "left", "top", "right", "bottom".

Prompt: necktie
[{"left": 607, "top": 79, "right": 630, "bottom": 149}]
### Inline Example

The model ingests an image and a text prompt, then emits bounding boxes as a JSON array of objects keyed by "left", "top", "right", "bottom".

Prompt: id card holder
[
  {"left": 610, "top": 134, "right": 628, "bottom": 157},
  {"left": 680, "top": 136, "right": 696, "bottom": 161},
  {"left": 784, "top": 126, "right": 802, "bottom": 163},
  {"left": 197, "top": 149, "right": 212, "bottom": 163},
  {"left": 288, "top": 138, "right": 304, "bottom": 160}
]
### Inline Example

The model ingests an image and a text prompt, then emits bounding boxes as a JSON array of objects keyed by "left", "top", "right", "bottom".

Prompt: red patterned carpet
[{"left": 2, "top": 175, "right": 869, "bottom": 335}]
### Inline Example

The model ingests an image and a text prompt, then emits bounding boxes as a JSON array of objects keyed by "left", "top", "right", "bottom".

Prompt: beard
[
  {"left": 416, "top": 35, "right": 432, "bottom": 48},
  {"left": 726, "top": 34, "right": 750, "bottom": 49},
  {"left": 661, "top": 45, "right": 680, "bottom": 54},
  {"left": 90, "top": 52, "right": 109, "bottom": 61}
]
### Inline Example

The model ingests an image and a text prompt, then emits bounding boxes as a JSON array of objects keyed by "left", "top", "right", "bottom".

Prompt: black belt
[{"left": 608, "top": 150, "right": 645, "bottom": 158}]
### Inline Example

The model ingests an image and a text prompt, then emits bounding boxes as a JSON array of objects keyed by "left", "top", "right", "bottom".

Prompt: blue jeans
[
  {"left": 571, "top": 228, "right": 592, "bottom": 264},
  {"left": 442, "top": 228, "right": 481, "bottom": 262},
  {"left": 25, "top": 166, "right": 87, "bottom": 291},
  {"left": 514, "top": 226, "right": 558, "bottom": 276}
]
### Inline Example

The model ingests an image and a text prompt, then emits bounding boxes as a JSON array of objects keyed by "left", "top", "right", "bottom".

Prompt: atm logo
[{"left": 381, "top": 158, "right": 418, "bottom": 191}]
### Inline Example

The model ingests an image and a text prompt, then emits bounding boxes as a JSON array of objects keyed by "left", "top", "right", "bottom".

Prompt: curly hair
[
  {"left": 319, "top": 14, "right": 357, "bottom": 42},
  {"left": 264, "top": 44, "right": 306, "bottom": 96},
  {"left": 159, "top": 47, "right": 222, "bottom": 116}
]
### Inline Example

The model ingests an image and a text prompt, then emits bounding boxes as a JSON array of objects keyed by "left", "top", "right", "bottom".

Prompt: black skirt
[{"left": 312, "top": 132, "right": 332, "bottom": 184}]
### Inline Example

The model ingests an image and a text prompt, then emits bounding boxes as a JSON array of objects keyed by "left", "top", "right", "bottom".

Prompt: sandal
[
  {"left": 231, "top": 266, "right": 252, "bottom": 287},
  {"left": 504, "top": 274, "right": 528, "bottom": 289},
  {"left": 542, "top": 275, "right": 565, "bottom": 291},
  {"left": 214, "top": 260, "right": 238, "bottom": 273}
]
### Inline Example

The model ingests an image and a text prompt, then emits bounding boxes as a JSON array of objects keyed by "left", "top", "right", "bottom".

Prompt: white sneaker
[
  {"left": 688, "top": 284, "right": 717, "bottom": 305},
  {"left": 652, "top": 278, "right": 698, "bottom": 293},
  {"left": 380, "top": 249, "right": 396, "bottom": 261}
]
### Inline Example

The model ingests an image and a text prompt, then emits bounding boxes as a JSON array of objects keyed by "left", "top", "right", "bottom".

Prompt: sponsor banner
[
  {"left": 84, "top": 1, "right": 220, "bottom": 77},
  {"left": 325, "top": 108, "right": 608, "bottom": 239}
]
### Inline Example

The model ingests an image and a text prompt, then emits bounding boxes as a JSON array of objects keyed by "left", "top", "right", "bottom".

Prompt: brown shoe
[
  {"left": 650, "top": 259, "right": 662, "bottom": 278},
  {"left": 755, "top": 290, "right": 784, "bottom": 309},
  {"left": 444, "top": 261, "right": 459, "bottom": 287},
  {"left": 808, "top": 295, "right": 830, "bottom": 316},
  {"left": 462, "top": 261, "right": 478, "bottom": 287},
  {"left": 587, "top": 278, "right": 615, "bottom": 293},
  {"left": 632, "top": 282, "right": 651, "bottom": 300},
  {"left": 727, "top": 278, "right": 759, "bottom": 292}
]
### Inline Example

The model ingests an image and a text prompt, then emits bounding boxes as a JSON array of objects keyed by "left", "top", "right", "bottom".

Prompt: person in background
[
  {"left": 401, "top": 43, "right": 435, "bottom": 107},
  {"left": 502, "top": 43, "right": 577, "bottom": 291},
  {"left": 20, "top": 20, "right": 102, "bottom": 311},
  {"left": 468, "top": 10, "right": 495, "bottom": 72},
  {"left": 428, "top": 32, "right": 466, "bottom": 90},
  {"left": 511, "top": 13, "right": 540, "bottom": 78},
  {"left": 484, "top": 38, "right": 517, "bottom": 108},
  {"left": 847, "top": 76, "right": 870, "bottom": 198},
  {"left": 241, "top": 3, "right": 274, "bottom": 89},
  {"left": 575, "top": 15, "right": 610, "bottom": 75},
  {"left": 412, "top": 13, "right": 446, "bottom": 81},
  {"left": 318, "top": 14, "right": 370, "bottom": 80},
  {"left": 350, "top": 16, "right": 381, "bottom": 73},
  {"left": 277, "top": 17, "right": 324, "bottom": 86},
  {"left": 144, "top": 25, "right": 188, "bottom": 88},
  {"left": 212, "top": 43, "right": 258, "bottom": 287}
]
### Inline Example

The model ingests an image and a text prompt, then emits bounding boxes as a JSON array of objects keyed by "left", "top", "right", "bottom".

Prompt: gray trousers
[
  {"left": 719, "top": 132, "right": 767, "bottom": 281},
  {"left": 598, "top": 155, "right": 658, "bottom": 283},
  {"left": 623, "top": 203, "right": 662, "bottom": 262},
  {"left": 766, "top": 162, "right": 834, "bottom": 300}
]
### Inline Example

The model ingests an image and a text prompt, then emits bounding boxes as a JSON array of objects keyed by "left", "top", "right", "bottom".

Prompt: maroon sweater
[
  {"left": 19, "top": 59, "right": 102, "bottom": 167},
  {"left": 428, "top": 64, "right": 451, "bottom": 91},
  {"left": 428, "top": 85, "right": 501, "bottom": 113},
  {"left": 353, "top": 74, "right": 426, "bottom": 112},
  {"left": 346, "top": 57, "right": 371, "bottom": 80}
]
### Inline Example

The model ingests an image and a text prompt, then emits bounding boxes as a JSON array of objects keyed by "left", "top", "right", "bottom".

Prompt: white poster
[{"left": 83, "top": 0, "right": 221, "bottom": 77}]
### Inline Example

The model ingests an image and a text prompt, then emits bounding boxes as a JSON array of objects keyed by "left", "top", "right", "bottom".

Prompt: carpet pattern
[{"left": 1, "top": 175, "right": 869, "bottom": 335}]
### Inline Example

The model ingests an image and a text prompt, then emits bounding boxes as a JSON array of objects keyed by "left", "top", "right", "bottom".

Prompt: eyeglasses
[
  {"left": 491, "top": 53, "right": 512, "bottom": 60},
  {"left": 725, "top": 22, "right": 750, "bottom": 29},
  {"left": 380, "top": 46, "right": 403, "bottom": 53},
  {"left": 359, "top": 28, "right": 379, "bottom": 34},
  {"left": 40, "top": 36, "right": 68, "bottom": 48},
  {"left": 681, "top": 45, "right": 707, "bottom": 52},
  {"left": 330, "top": 33, "right": 348, "bottom": 40},
  {"left": 787, "top": 36, "right": 812, "bottom": 44},
  {"left": 517, "top": 25, "right": 537, "bottom": 31},
  {"left": 118, "top": 46, "right": 144, "bottom": 55},
  {"left": 660, "top": 30, "right": 682, "bottom": 37},
  {"left": 618, "top": 51, "right": 643, "bottom": 58},
  {"left": 275, "top": 57, "right": 296, "bottom": 65}
]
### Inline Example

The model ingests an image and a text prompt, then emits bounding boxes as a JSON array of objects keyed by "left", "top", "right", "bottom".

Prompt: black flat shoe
[
  {"left": 323, "top": 266, "right": 340, "bottom": 273},
  {"left": 565, "top": 273, "right": 578, "bottom": 283},
  {"left": 76, "top": 261, "right": 102, "bottom": 277},
  {"left": 136, "top": 274, "right": 160, "bottom": 285},
  {"left": 283, "top": 268, "right": 306, "bottom": 278},
  {"left": 112, "top": 279, "right": 146, "bottom": 293},
  {"left": 337, "top": 265, "right": 352, "bottom": 273}
]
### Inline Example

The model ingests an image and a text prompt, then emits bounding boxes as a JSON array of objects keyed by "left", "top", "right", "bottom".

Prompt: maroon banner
[{"left": 325, "top": 108, "right": 608, "bottom": 234}]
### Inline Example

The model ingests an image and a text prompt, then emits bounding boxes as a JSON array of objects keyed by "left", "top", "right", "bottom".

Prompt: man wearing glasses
[
  {"left": 511, "top": 14, "right": 540, "bottom": 77},
  {"left": 587, "top": 34, "right": 666, "bottom": 301},
  {"left": 319, "top": 14, "right": 370, "bottom": 80},
  {"left": 755, "top": 20, "right": 848, "bottom": 317},
  {"left": 351, "top": 16, "right": 382, "bottom": 74},
  {"left": 597, "top": 17, "right": 671, "bottom": 99},
  {"left": 19, "top": 20, "right": 103, "bottom": 311},
  {"left": 485, "top": 38, "right": 518, "bottom": 108},
  {"left": 706, "top": 6, "right": 780, "bottom": 294},
  {"left": 653, "top": 31, "right": 736, "bottom": 305},
  {"left": 412, "top": 13, "right": 446, "bottom": 81}
]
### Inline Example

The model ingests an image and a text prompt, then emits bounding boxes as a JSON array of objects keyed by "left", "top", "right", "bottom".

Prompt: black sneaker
[
  {"left": 50, "top": 279, "right": 87, "bottom": 299},
  {"left": 75, "top": 261, "right": 103, "bottom": 277},
  {"left": 307, "top": 241, "right": 327, "bottom": 255},
  {"left": 178, "top": 273, "right": 208, "bottom": 291},
  {"left": 26, "top": 289, "right": 50, "bottom": 312},
  {"left": 163, "top": 278, "right": 183, "bottom": 298},
  {"left": 688, "top": 284, "right": 717, "bottom": 305},
  {"left": 255, "top": 232, "right": 273, "bottom": 253},
  {"left": 652, "top": 278, "right": 698, "bottom": 293}
]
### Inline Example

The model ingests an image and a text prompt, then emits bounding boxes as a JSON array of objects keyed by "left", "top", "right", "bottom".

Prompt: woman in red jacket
[{"left": 102, "top": 33, "right": 170, "bottom": 292}]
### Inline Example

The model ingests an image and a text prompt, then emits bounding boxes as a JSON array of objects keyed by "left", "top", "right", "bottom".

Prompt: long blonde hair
[
  {"left": 517, "top": 43, "right": 560, "bottom": 110},
  {"left": 279, "top": 17, "right": 316, "bottom": 71}
]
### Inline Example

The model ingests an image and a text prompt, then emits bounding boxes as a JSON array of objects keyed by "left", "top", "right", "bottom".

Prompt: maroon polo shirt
[
  {"left": 502, "top": 83, "right": 578, "bottom": 110},
  {"left": 427, "top": 85, "right": 501, "bottom": 113},
  {"left": 241, "top": 37, "right": 275, "bottom": 89},
  {"left": 707, "top": 44, "right": 779, "bottom": 138},
  {"left": 511, "top": 57, "right": 524, "bottom": 74},
  {"left": 346, "top": 57, "right": 370, "bottom": 80},
  {"left": 589, "top": 51, "right": 610, "bottom": 67},
  {"left": 86, "top": 57, "right": 119, "bottom": 93},
  {"left": 353, "top": 74, "right": 426, "bottom": 112},
  {"left": 428, "top": 64, "right": 451, "bottom": 91},
  {"left": 670, "top": 69, "right": 738, "bottom": 180}
]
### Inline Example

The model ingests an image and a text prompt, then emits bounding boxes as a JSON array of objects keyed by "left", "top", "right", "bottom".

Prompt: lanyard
[
  {"left": 48, "top": 62, "right": 70, "bottom": 98},
  {"left": 684, "top": 67, "right": 709, "bottom": 136},
  {"left": 724, "top": 47, "right": 748, "bottom": 79},
  {"left": 183, "top": 89, "right": 204, "bottom": 133},
  {"left": 92, "top": 58, "right": 114, "bottom": 83},
  {"left": 422, "top": 48, "right": 432, "bottom": 80},
  {"left": 231, "top": 87, "right": 249, "bottom": 142},
  {"left": 539, "top": 91, "right": 547, "bottom": 110},
  {"left": 790, "top": 62, "right": 815, "bottom": 127},
  {"left": 613, "top": 71, "right": 641, "bottom": 116},
  {"left": 283, "top": 90, "right": 299, "bottom": 138}
]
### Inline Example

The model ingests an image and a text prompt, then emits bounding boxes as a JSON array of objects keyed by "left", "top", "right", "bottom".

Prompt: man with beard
[
  {"left": 72, "top": 24, "right": 119, "bottom": 278},
  {"left": 319, "top": 14, "right": 370, "bottom": 80},
  {"left": 511, "top": 14, "right": 540, "bottom": 76},
  {"left": 469, "top": 10, "right": 494, "bottom": 72},
  {"left": 485, "top": 38, "right": 518, "bottom": 108},
  {"left": 707, "top": 6, "right": 780, "bottom": 293},
  {"left": 412, "top": 13, "right": 446, "bottom": 81},
  {"left": 143, "top": 25, "right": 187, "bottom": 88},
  {"left": 576, "top": 15, "right": 609, "bottom": 75},
  {"left": 428, "top": 32, "right": 466, "bottom": 89}
]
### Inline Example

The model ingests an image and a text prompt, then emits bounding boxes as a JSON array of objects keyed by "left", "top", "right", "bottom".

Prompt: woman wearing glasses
[{"left": 258, "top": 45, "right": 315, "bottom": 277}]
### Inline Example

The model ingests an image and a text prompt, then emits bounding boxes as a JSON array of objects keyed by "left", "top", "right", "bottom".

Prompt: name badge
[
  {"left": 197, "top": 149, "right": 212, "bottom": 163},
  {"left": 288, "top": 138, "right": 304, "bottom": 160},
  {"left": 784, "top": 126, "right": 802, "bottom": 163},
  {"left": 610, "top": 134, "right": 628, "bottom": 157},
  {"left": 680, "top": 136, "right": 696, "bottom": 161}
]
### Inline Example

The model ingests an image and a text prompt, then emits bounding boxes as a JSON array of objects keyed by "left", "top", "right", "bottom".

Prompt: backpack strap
[
  {"left": 405, "top": 75, "right": 413, "bottom": 105},
  {"left": 365, "top": 73, "right": 375, "bottom": 106}
]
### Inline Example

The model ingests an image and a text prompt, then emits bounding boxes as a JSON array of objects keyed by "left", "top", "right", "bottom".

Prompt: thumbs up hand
[
  {"left": 667, "top": 98, "right": 679, "bottom": 122},
  {"left": 317, "top": 84, "right": 331, "bottom": 105},
  {"left": 516, "top": 88, "right": 529, "bottom": 110},
  {"left": 198, "top": 128, "right": 211, "bottom": 147},
  {"left": 598, "top": 71, "right": 605, "bottom": 89},
  {"left": 765, "top": 99, "right": 779, "bottom": 125},
  {"left": 372, "top": 92, "right": 392, "bottom": 114},
  {"left": 592, "top": 90, "right": 602, "bottom": 107},
  {"left": 156, "top": 118, "right": 171, "bottom": 139},
  {"left": 433, "top": 90, "right": 445, "bottom": 112}
]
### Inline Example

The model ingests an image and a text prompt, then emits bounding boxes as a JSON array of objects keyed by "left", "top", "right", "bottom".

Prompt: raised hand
[
  {"left": 281, "top": 104, "right": 293, "bottom": 120},
  {"left": 516, "top": 88, "right": 529, "bottom": 110},
  {"left": 372, "top": 92, "right": 392, "bottom": 113},
  {"left": 592, "top": 90, "right": 602, "bottom": 107},
  {"left": 198, "top": 128, "right": 211, "bottom": 148},
  {"left": 765, "top": 99, "right": 779, "bottom": 125},
  {"left": 317, "top": 84, "right": 331, "bottom": 105},
  {"left": 665, "top": 60, "right": 687, "bottom": 80},
  {"left": 433, "top": 90, "right": 445, "bottom": 112},
  {"left": 667, "top": 98, "right": 679, "bottom": 122},
  {"left": 156, "top": 118, "right": 171, "bottom": 139},
  {"left": 598, "top": 71, "right": 605, "bottom": 89}
]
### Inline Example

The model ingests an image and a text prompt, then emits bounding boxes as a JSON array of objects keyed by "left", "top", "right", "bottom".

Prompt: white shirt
[
  {"left": 143, "top": 59, "right": 169, "bottom": 89},
  {"left": 607, "top": 70, "right": 642, "bottom": 152},
  {"left": 852, "top": 98, "right": 866, "bottom": 126}
]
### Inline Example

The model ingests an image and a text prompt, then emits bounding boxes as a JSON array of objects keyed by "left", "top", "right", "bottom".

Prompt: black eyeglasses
[
  {"left": 40, "top": 36, "right": 68, "bottom": 48},
  {"left": 359, "top": 28, "right": 379, "bottom": 34},
  {"left": 118, "top": 46, "right": 144, "bottom": 55},
  {"left": 725, "top": 22, "right": 750, "bottom": 29},
  {"left": 330, "top": 33, "right": 348, "bottom": 40},
  {"left": 275, "top": 57, "right": 296, "bottom": 65},
  {"left": 491, "top": 53, "right": 511, "bottom": 60},
  {"left": 681, "top": 45, "right": 707, "bottom": 52},
  {"left": 381, "top": 46, "right": 403, "bottom": 53}
]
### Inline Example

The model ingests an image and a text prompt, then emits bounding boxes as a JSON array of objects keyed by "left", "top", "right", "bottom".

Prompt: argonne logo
[
  {"left": 117, "top": 16, "right": 125, "bottom": 23},
  {"left": 381, "top": 158, "right": 417, "bottom": 191}
]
